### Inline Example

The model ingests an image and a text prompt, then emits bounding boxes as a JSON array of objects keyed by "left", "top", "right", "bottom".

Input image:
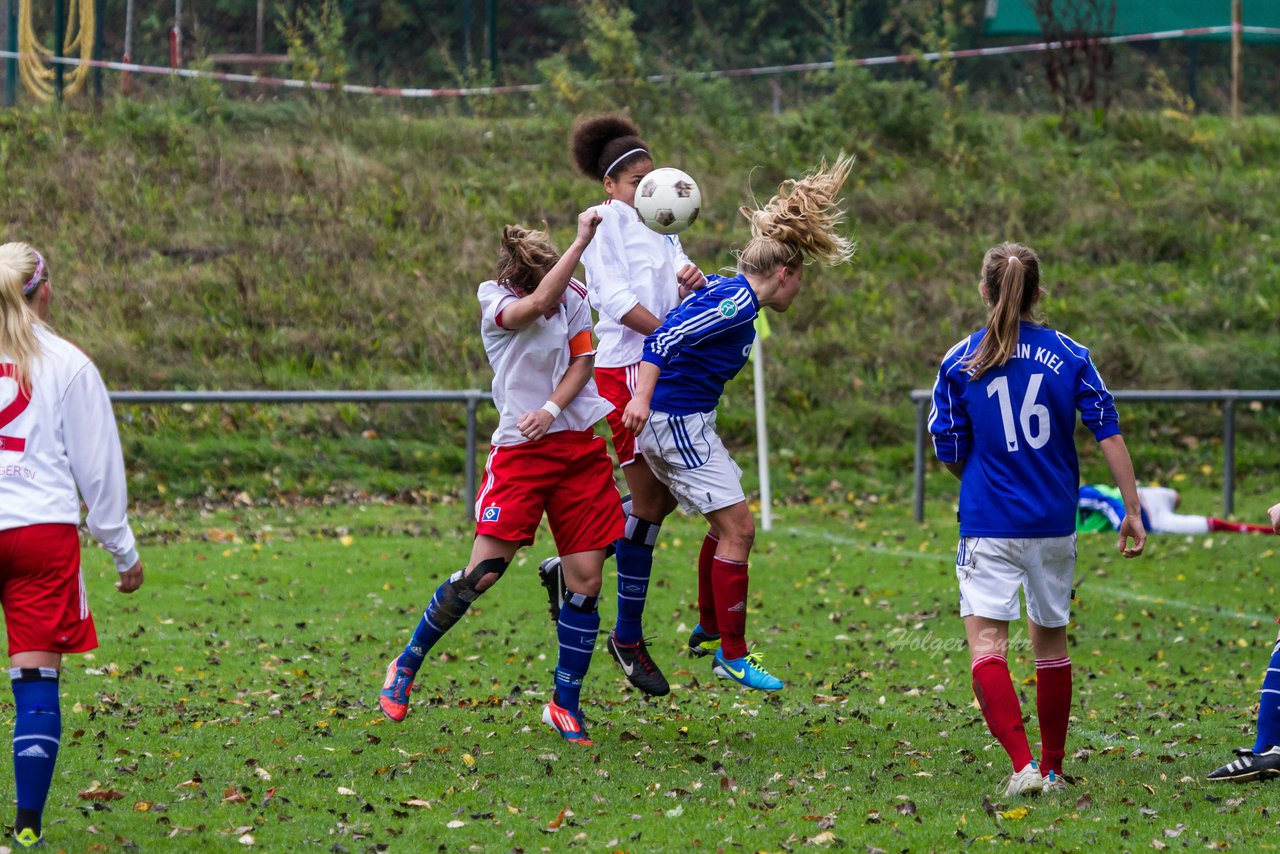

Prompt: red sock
[
  {"left": 971, "top": 655, "right": 1033, "bottom": 771},
  {"left": 1035, "top": 657, "right": 1072, "bottom": 775},
  {"left": 697, "top": 533, "right": 720, "bottom": 634},
  {"left": 711, "top": 556, "right": 749, "bottom": 659},
  {"left": 1208, "top": 518, "right": 1277, "bottom": 534}
]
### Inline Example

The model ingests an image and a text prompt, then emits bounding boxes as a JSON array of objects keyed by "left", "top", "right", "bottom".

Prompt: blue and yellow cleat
[
  {"left": 542, "top": 700, "right": 593, "bottom": 745},
  {"left": 687, "top": 623, "right": 721, "bottom": 657},
  {"left": 712, "top": 648, "right": 783, "bottom": 691},
  {"left": 13, "top": 827, "right": 41, "bottom": 849}
]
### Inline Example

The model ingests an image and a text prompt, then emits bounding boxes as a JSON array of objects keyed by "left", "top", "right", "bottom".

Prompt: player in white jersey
[
  {"left": 538, "top": 114, "right": 706, "bottom": 698},
  {"left": 379, "top": 210, "right": 624, "bottom": 746},
  {"left": 0, "top": 242, "right": 144, "bottom": 849}
]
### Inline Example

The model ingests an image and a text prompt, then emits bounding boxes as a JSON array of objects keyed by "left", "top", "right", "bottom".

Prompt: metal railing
[
  {"left": 910, "top": 389, "right": 1280, "bottom": 523},
  {"left": 109, "top": 390, "right": 494, "bottom": 518}
]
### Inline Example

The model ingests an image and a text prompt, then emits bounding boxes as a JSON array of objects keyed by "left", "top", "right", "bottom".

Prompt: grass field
[{"left": 16, "top": 491, "right": 1280, "bottom": 851}]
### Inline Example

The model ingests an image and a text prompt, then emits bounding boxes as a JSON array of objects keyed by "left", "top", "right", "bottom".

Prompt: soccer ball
[{"left": 635, "top": 167, "right": 701, "bottom": 235}]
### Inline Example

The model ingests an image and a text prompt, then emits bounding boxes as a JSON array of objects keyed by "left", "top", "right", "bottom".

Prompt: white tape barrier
[{"left": 1, "top": 24, "right": 1277, "bottom": 99}]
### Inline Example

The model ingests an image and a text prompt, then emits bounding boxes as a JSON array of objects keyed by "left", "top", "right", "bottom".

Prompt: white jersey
[
  {"left": 0, "top": 325, "right": 139, "bottom": 572},
  {"left": 478, "top": 278, "right": 613, "bottom": 447},
  {"left": 581, "top": 199, "right": 695, "bottom": 368}
]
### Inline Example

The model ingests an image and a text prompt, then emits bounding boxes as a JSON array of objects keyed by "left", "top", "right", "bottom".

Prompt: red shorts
[
  {"left": 474, "top": 429, "right": 624, "bottom": 555},
  {"left": 595, "top": 364, "right": 639, "bottom": 466},
  {"left": 0, "top": 524, "right": 98, "bottom": 656}
]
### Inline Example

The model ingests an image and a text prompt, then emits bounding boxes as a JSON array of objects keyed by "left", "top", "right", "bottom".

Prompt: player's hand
[
  {"left": 576, "top": 209, "right": 603, "bottom": 243},
  {"left": 676, "top": 264, "right": 706, "bottom": 291},
  {"left": 517, "top": 408, "right": 554, "bottom": 441},
  {"left": 1118, "top": 515, "right": 1146, "bottom": 558},
  {"left": 621, "top": 397, "right": 650, "bottom": 434},
  {"left": 116, "top": 559, "right": 144, "bottom": 593},
  {"left": 1269, "top": 502, "right": 1280, "bottom": 533}
]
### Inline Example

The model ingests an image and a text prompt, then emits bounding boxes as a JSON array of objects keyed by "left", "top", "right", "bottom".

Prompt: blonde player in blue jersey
[
  {"left": 929, "top": 242, "right": 1146, "bottom": 796},
  {"left": 620, "top": 155, "right": 856, "bottom": 692}
]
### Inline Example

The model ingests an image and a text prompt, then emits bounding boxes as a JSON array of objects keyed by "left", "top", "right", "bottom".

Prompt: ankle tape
[{"left": 624, "top": 515, "right": 661, "bottom": 547}]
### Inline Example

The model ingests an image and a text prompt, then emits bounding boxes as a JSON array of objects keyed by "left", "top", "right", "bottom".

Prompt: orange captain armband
[{"left": 568, "top": 329, "right": 594, "bottom": 358}]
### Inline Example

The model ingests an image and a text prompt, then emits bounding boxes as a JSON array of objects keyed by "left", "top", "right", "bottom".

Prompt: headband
[
  {"left": 22, "top": 251, "right": 45, "bottom": 297},
  {"left": 604, "top": 147, "right": 648, "bottom": 179}
]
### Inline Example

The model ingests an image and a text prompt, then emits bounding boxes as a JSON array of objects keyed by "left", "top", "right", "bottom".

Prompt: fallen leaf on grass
[
  {"left": 446, "top": 820, "right": 466, "bottom": 828},
  {"left": 337, "top": 787, "right": 357, "bottom": 796},
  {"left": 133, "top": 801, "right": 153, "bottom": 812},
  {"left": 665, "top": 805, "right": 683, "bottom": 818},
  {"left": 546, "top": 806, "right": 568, "bottom": 831},
  {"left": 238, "top": 833, "right": 255, "bottom": 845},
  {"left": 806, "top": 830, "right": 837, "bottom": 845},
  {"left": 1076, "top": 793, "right": 1093, "bottom": 811},
  {"left": 401, "top": 798, "right": 432, "bottom": 809},
  {"left": 78, "top": 788, "right": 125, "bottom": 802},
  {"left": 1000, "top": 807, "right": 1029, "bottom": 820}
]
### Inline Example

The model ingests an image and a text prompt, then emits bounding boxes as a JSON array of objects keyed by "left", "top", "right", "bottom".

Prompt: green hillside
[{"left": 4, "top": 77, "right": 1278, "bottom": 503}]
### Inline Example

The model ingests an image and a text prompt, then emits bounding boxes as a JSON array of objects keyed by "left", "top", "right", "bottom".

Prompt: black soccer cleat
[
  {"left": 606, "top": 631, "right": 670, "bottom": 697},
  {"left": 1207, "top": 746, "right": 1280, "bottom": 782},
  {"left": 538, "top": 556, "right": 565, "bottom": 622}
]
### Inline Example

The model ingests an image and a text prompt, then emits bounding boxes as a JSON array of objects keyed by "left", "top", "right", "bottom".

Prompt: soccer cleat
[
  {"left": 687, "top": 623, "right": 722, "bottom": 657},
  {"left": 712, "top": 648, "right": 784, "bottom": 691},
  {"left": 1041, "top": 770, "right": 1068, "bottom": 793},
  {"left": 1003, "top": 761, "right": 1045, "bottom": 797},
  {"left": 13, "top": 827, "right": 41, "bottom": 849},
  {"left": 542, "top": 700, "right": 593, "bottom": 745},
  {"left": 1207, "top": 746, "right": 1280, "bottom": 782},
  {"left": 379, "top": 659, "right": 414, "bottom": 722},
  {"left": 537, "top": 556, "right": 565, "bottom": 622},
  {"left": 606, "top": 632, "right": 671, "bottom": 697}
]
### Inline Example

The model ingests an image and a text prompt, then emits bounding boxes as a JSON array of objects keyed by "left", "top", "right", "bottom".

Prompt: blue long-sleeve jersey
[
  {"left": 641, "top": 274, "right": 758, "bottom": 415},
  {"left": 929, "top": 322, "right": 1121, "bottom": 537}
]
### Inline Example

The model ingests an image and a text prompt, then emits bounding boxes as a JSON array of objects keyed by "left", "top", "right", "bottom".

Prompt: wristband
[{"left": 540, "top": 401, "right": 562, "bottom": 419}]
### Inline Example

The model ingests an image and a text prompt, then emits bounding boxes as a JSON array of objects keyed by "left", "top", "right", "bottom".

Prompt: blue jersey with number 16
[{"left": 929, "top": 322, "right": 1121, "bottom": 538}]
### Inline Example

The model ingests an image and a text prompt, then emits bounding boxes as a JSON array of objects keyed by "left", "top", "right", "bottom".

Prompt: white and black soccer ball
[{"left": 634, "top": 167, "right": 701, "bottom": 235}]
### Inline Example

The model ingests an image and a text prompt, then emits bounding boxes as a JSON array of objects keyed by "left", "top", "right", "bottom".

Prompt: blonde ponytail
[
  {"left": 495, "top": 225, "right": 560, "bottom": 296},
  {"left": 0, "top": 242, "right": 46, "bottom": 392},
  {"left": 738, "top": 153, "right": 856, "bottom": 276},
  {"left": 962, "top": 242, "right": 1041, "bottom": 380}
]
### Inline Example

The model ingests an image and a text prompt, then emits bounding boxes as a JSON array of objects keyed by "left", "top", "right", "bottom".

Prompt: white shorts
[
  {"left": 955, "top": 535, "right": 1076, "bottom": 627},
  {"left": 637, "top": 409, "right": 744, "bottom": 515}
]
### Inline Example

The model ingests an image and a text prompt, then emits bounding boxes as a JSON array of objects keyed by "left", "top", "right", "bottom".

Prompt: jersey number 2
[
  {"left": 986, "top": 373, "right": 1050, "bottom": 453},
  {"left": 0, "top": 364, "right": 30, "bottom": 453}
]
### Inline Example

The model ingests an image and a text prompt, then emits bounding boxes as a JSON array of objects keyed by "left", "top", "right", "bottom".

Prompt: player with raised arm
[
  {"left": 1206, "top": 500, "right": 1280, "bottom": 782},
  {"left": 621, "top": 155, "right": 856, "bottom": 693},
  {"left": 537, "top": 114, "right": 706, "bottom": 699},
  {"left": 929, "top": 242, "right": 1145, "bottom": 797},
  {"left": 0, "top": 243, "right": 144, "bottom": 849},
  {"left": 378, "top": 210, "right": 623, "bottom": 745}
]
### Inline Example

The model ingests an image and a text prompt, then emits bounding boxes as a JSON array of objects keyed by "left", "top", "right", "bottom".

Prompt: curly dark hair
[{"left": 569, "top": 113, "right": 651, "bottom": 180}]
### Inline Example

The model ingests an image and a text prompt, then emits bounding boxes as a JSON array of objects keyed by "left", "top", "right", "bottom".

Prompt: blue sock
[
  {"left": 11, "top": 668, "right": 61, "bottom": 836},
  {"left": 1253, "top": 636, "right": 1280, "bottom": 753},
  {"left": 554, "top": 593, "right": 600, "bottom": 715},
  {"left": 396, "top": 570, "right": 473, "bottom": 675},
  {"left": 614, "top": 515, "right": 660, "bottom": 645}
]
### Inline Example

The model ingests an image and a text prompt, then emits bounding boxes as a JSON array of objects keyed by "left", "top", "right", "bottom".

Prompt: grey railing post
[
  {"left": 465, "top": 395, "right": 479, "bottom": 520},
  {"left": 913, "top": 396, "right": 928, "bottom": 523},
  {"left": 1223, "top": 397, "right": 1236, "bottom": 518}
]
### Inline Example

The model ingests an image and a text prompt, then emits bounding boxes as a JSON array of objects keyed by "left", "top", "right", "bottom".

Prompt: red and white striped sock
[
  {"left": 1035, "top": 656, "right": 1072, "bottom": 775},
  {"left": 972, "top": 654, "right": 1033, "bottom": 771}
]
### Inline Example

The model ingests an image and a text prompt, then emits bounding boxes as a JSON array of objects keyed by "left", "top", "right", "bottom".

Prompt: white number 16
[{"left": 986, "top": 373, "right": 1050, "bottom": 452}]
